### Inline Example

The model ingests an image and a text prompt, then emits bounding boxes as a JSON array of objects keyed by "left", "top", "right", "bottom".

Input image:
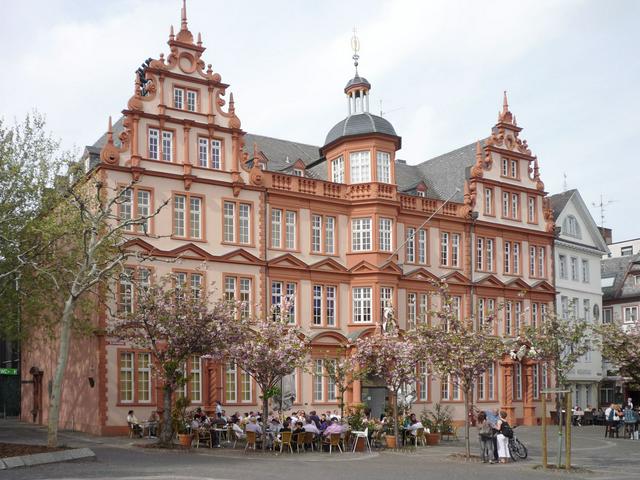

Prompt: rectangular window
[
  {"left": 327, "top": 360, "right": 337, "bottom": 401},
  {"left": 478, "top": 298, "right": 485, "bottom": 327},
  {"left": 225, "top": 362, "right": 237, "bottom": 403},
  {"left": 190, "top": 273, "right": 203, "bottom": 299},
  {"left": 240, "top": 370, "right": 251, "bottom": 402},
  {"left": 210, "top": 140, "right": 221, "bottom": 169},
  {"left": 477, "top": 369, "right": 485, "bottom": 401},
  {"left": 120, "top": 188, "right": 133, "bottom": 224},
  {"left": 353, "top": 287, "right": 372, "bottom": 323},
  {"left": 161, "top": 131, "right": 173, "bottom": 162},
  {"left": 559, "top": 255, "right": 567, "bottom": 279},
  {"left": 418, "top": 361, "right": 428, "bottom": 401},
  {"left": 331, "top": 156, "right": 344, "bottom": 183},
  {"left": 485, "top": 187, "right": 494, "bottom": 215},
  {"left": 603, "top": 308, "right": 612, "bottom": 324},
  {"left": 285, "top": 211, "right": 296, "bottom": 249},
  {"left": 119, "top": 352, "right": 134, "bottom": 403},
  {"left": 505, "top": 301, "right": 512, "bottom": 336},
  {"left": 502, "top": 158, "right": 508, "bottom": 177},
  {"left": 488, "top": 363, "right": 495, "bottom": 400},
  {"left": 190, "top": 355, "right": 201, "bottom": 402},
  {"left": 511, "top": 193, "right": 520, "bottom": 219},
  {"left": 271, "top": 208, "right": 281, "bottom": 248},
  {"left": 224, "top": 201, "right": 251, "bottom": 245},
  {"left": 561, "top": 296, "right": 569, "bottom": 319},
  {"left": 504, "top": 241, "right": 511, "bottom": 274},
  {"left": 452, "top": 377, "right": 460, "bottom": 401},
  {"left": 313, "top": 285, "right": 322, "bottom": 326},
  {"left": 528, "top": 196, "right": 536, "bottom": 222},
  {"left": 452, "top": 296, "right": 461, "bottom": 322},
  {"left": 570, "top": 257, "right": 578, "bottom": 281},
  {"left": 441, "top": 232, "right": 460, "bottom": 267},
  {"left": 380, "top": 287, "right": 393, "bottom": 322},
  {"left": 502, "top": 192, "right": 509, "bottom": 217},
  {"left": 271, "top": 281, "right": 296, "bottom": 324},
  {"left": 515, "top": 363, "right": 522, "bottom": 400},
  {"left": 581, "top": 259, "right": 590, "bottom": 283},
  {"left": 352, "top": 218, "right": 372, "bottom": 251},
  {"left": 624, "top": 306, "right": 638, "bottom": 323},
  {"left": 406, "top": 227, "right": 416, "bottom": 263},
  {"left": 136, "top": 189, "right": 151, "bottom": 233},
  {"left": 314, "top": 359, "right": 324, "bottom": 402},
  {"left": 621, "top": 246, "right": 633, "bottom": 256},
  {"left": 379, "top": 218, "right": 393, "bottom": 252},
  {"left": 224, "top": 201, "right": 236, "bottom": 243},
  {"left": 174, "top": 194, "right": 203, "bottom": 239},
  {"left": 173, "top": 87, "right": 184, "bottom": 109},
  {"left": 418, "top": 229, "right": 427, "bottom": 264},
  {"left": 325, "top": 216, "right": 335, "bottom": 254},
  {"left": 441, "top": 376, "right": 450, "bottom": 401},
  {"left": 515, "top": 301, "right": 523, "bottom": 334},
  {"left": 189, "top": 196, "right": 201, "bottom": 239},
  {"left": 476, "top": 238, "right": 484, "bottom": 271},
  {"left": 510, "top": 159, "right": 518, "bottom": 178},
  {"left": 538, "top": 247, "right": 545, "bottom": 278},
  {"left": 239, "top": 278, "right": 251, "bottom": 318},
  {"left": 407, "top": 292, "right": 417, "bottom": 329},
  {"left": 533, "top": 364, "right": 540, "bottom": 399},
  {"left": 513, "top": 242, "right": 520, "bottom": 274},
  {"left": 186, "top": 90, "right": 197, "bottom": 111},
  {"left": 148, "top": 128, "right": 159, "bottom": 160},
  {"left": 584, "top": 299, "right": 591, "bottom": 322},
  {"left": 311, "top": 215, "right": 322, "bottom": 253},
  {"left": 376, "top": 151, "right": 391, "bottom": 183},
  {"left": 326, "top": 286, "right": 336, "bottom": 327},
  {"left": 137, "top": 352, "right": 151, "bottom": 403},
  {"left": 292, "top": 168, "right": 304, "bottom": 177},
  {"left": 350, "top": 151, "right": 371, "bottom": 183},
  {"left": 198, "top": 138, "right": 208, "bottom": 167},
  {"left": 532, "top": 303, "right": 539, "bottom": 328},
  {"left": 419, "top": 293, "right": 428, "bottom": 325}
]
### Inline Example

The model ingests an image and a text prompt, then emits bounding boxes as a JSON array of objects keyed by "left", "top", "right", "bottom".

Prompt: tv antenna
[
  {"left": 379, "top": 99, "right": 403, "bottom": 117},
  {"left": 562, "top": 172, "right": 568, "bottom": 192},
  {"left": 591, "top": 194, "right": 617, "bottom": 228}
]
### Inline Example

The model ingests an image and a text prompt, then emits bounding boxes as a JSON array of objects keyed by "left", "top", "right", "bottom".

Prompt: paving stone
[{"left": 2, "top": 456, "right": 25, "bottom": 468}]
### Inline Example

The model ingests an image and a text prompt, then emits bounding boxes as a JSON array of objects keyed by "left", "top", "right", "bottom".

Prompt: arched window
[{"left": 563, "top": 215, "right": 581, "bottom": 238}]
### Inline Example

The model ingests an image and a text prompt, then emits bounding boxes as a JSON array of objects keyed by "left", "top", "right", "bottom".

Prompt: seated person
[
  {"left": 211, "top": 413, "right": 227, "bottom": 447},
  {"left": 406, "top": 417, "right": 424, "bottom": 437},
  {"left": 291, "top": 421, "right": 305, "bottom": 444},
  {"left": 231, "top": 418, "right": 245, "bottom": 440},
  {"left": 323, "top": 417, "right": 343, "bottom": 437},
  {"left": 245, "top": 417, "right": 263, "bottom": 436},
  {"left": 147, "top": 410, "right": 159, "bottom": 437},
  {"left": 303, "top": 418, "right": 320, "bottom": 435},
  {"left": 318, "top": 414, "right": 328, "bottom": 432},
  {"left": 126, "top": 410, "right": 142, "bottom": 437}
]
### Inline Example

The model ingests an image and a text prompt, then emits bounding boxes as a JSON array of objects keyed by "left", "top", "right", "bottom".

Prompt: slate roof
[
  {"left": 601, "top": 253, "right": 640, "bottom": 301},
  {"left": 547, "top": 189, "right": 577, "bottom": 220},
  {"left": 345, "top": 75, "right": 371, "bottom": 91},
  {"left": 415, "top": 141, "right": 484, "bottom": 203},
  {"left": 243, "top": 133, "right": 321, "bottom": 175},
  {"left": 324, "top": 113, "right": 398, "bottom": 147}
]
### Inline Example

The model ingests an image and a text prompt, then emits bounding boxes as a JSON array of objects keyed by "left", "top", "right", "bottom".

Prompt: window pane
[
  {"left": 239, "top": 204, "right": 250, "bottom": 244},
  {"left": 186, "top": 90, "right": 196, "bottom": 112},
  {"left": 224, "top": 201, "right": 235, "bottom": 242},
  {"left": 325, "top": 217, "right": 335, "bottom": 254},
  {"left": 313, "top": 285, "right": 322, "bottom": 325},
  {"left": 161, "top": 131, "right": 172, "bottom": 162},
  {"left": 271, "top": 209, "right": 281, "bottom": 248},
  {"left": 173, "top": 88, "right": 183, "bottom": 109},
  {"left": 376, "top": 151, "right": 391, "bottom": 183},
  {"left": 189, "top": 197, "right": 201, "bottom": 239},
  {"left": 174, "top": 195, "right": 185, "bottom": 237},
  {"left": 120, "top": 352, "right": 134, "bottom": 402},
  {"left": 311, "top": 215, "right": 322, "bottom": 252},
  {"left": 137, "top": 190, "right": 150, "bottom": 233},
  {"left": 211, "top": 140, "right": 221, "bottom": 169},
  {"left": 350, "top": 151, "right": 371, "bottom": 183},
  {"left": 326, "top": 286, "right": 336, "bottom": 326},
  {"left": 148, "top": 128, "right": 159, "bottom": 160},
  {"left": 285, "top": 211, "right": 296, "bottom": 249}
]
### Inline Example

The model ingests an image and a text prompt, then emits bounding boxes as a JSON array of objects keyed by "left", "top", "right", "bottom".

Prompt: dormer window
[
  {"left": 502, "top": 158, "right": 518, "bottom": 178},
  {"left": 417, "top": 190, "right": 425, "bottom": 197},
  {"left": 350, "top": 151, "right": 371, "bottom": 183},
  {"left": 293, "top": 169, "right": 304, "bottom": 177},
  {"left": 562, "top": 215, "right": 581, "bottom": 238},
  {"left": 376, "top": 151, "right": 391, "bottom": 183}
]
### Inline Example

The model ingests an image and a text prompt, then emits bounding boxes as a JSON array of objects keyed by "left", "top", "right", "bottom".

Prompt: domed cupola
[{"left": 322, "top": 32, "right": 400, "bottom": 152}]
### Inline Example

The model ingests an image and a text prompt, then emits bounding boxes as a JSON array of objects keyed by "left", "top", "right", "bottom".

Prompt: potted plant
[
  {"left": 172, "top": 396, "right": 192, "bottom": 447},
  {"left": 346, "top": 403, "right": 367, "bottom": 452},
  {"left": 421, "top": 404, "right": 453, "bottom": 445}
]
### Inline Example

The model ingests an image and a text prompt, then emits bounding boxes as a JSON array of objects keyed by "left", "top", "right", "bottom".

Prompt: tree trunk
[
  {"left": 464, "top": 386, "right": 471, "bottom": 460},
  {"left": 262, "top": 395, "right": 269, "bottom": 451},
  {"left": 392, "top": 388, "right": 399, "bottom": 449},
  {"left": 555, "top": 367, "right": 563, "bottom": 468},
  {"left": 339, "top": 389, "right": 345, "bottom": 421},
  {"left": 159, "top": 384, "right": 173, "bottom": 446},
  {"left": 47, "top": 296, "right": 75, "bottom": 447}
]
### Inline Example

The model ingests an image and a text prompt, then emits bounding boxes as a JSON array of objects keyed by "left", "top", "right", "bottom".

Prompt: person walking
[
  {"left": 495, "top": 411, "right": 511, "bottom": 464},
  {"left": 477, "top": 412, "right": 495, "bottom": 463}
]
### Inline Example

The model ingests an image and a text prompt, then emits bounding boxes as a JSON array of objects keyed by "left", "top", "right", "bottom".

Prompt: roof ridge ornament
[
  {"left": 175, "top": 0, "right": 194, "bottom": 44},
  {"left": 498, "top": 90, "right": 514, "bottom": 124},
  {"left": 351, "top": 28, "right": 360, "bottom": 75}
]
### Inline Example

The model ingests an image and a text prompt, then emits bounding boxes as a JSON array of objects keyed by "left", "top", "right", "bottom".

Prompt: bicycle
[{"left": 508, "top": 426, "right": 528, "bottom": 460}]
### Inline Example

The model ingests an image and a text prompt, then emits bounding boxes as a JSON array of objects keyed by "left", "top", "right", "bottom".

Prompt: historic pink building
[{"left": 22, "top": 2, "right": 557, "bottom": 434}]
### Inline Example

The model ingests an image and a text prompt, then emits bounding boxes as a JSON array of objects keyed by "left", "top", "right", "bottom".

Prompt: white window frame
[
  {"left": 379, "top": 218, "right": 393, "bottom": 252},
  {"left": 376, "top": 151, "right": 391, "bottom": 184},
  {"left": 352, "top": 287, "right": 372, "bottom": 323},
  {"left": 331, "top": 156, "right": 344, "bottom": 183},
  {"left": 349, "top": 151, "right": 371, "bottom": 183},
  {"left": 351, "top": 218, "right": 372, "bottom": 251}
]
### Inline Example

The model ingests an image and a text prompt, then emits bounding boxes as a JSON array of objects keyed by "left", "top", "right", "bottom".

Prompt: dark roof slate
[
  {"left": 324, "top": 113, "right": 397, "bottom": 146},
  {"left": 601, "top": 253, "right": 640, "bottom": 301},
  {"left": 243, "top": 133, "right": 321, "bottom": 175},
  {"left": 547, "top": 189, "right": 577, "bottom": 220}
]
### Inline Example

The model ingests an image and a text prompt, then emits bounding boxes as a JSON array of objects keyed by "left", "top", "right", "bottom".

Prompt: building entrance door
[{"left": 361, "top": 387, "right": 387, "bottom": 419}]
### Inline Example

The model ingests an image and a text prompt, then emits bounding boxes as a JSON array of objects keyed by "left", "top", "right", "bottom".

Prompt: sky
[{"left": 1, "top": 0, "right": 638, "bottom": 241}]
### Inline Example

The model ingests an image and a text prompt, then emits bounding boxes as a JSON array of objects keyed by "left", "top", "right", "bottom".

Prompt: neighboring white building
[
  {"left": 548, "top": 189, "right": 609, "bottom": 409},
  {"left": 606, "top": 237, "right": 640, "bottom": 258}
]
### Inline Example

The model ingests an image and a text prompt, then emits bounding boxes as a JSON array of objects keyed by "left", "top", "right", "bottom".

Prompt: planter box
[
  {"left": 426, "top": 433, "right": 440, "bottom": 446},
  {"left": 178, "top": 433, "right": 193, "bottom": 447},
  {"left": 354, "top": 436, "right": 365, "bottom": 452},
  {"left": 385, "top": 435, "right": 397, "bottom": 449}
]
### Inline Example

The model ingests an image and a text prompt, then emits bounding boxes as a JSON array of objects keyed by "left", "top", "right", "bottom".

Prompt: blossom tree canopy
[
  {"left": 598, "top": 322, "right": 640, "bottom": 384},
  {"left": 353, "top": 318, "right": 418, "bottom": 447},
  {"left": 110, "top": 274, "right": 238, "bottom": 445},
  {"left": 324, "top": 349, "right": 362, "bottom": 419},
  {"left": 227, "top": 299, "right": 310, "bottom": 449},
  {"left": 414, "top": 281, "right": 504, "bottom": 459}
]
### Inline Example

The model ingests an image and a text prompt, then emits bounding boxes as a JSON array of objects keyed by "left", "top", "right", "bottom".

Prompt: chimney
[{"left": 598, "top": 227, "right": 612, "bottom": 245}]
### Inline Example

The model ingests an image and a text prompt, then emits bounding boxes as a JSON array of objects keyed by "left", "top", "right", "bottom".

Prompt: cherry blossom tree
[
  {"left": 227, "top": 299, "right": 310, "bottom": 449},
  {"left": 415, "top": 282, "right": 504, "bottom": 459},
  {"left": 598, "top": 323, "right": 640, "bottom": 384},
  {"left": 324, "top": 348, "right": 363, "bottom": 420},
  {"left": 353, "top": 319, "right": 418, "bottom": 448},
  {"left": 110, "top": 275, "right": 237, "bottom": 446}
]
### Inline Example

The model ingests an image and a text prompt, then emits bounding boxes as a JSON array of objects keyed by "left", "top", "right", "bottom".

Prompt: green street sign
[{"left": 0, "top": 368, "right": 17, "bottom": 375}]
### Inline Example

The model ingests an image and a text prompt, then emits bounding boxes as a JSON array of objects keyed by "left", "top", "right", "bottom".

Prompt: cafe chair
[
  {"left": 323, "top": 433, "right": 342, "bottom": 454},
  {"left": 351, "top": 427, "right": 371, "bottom": 453}
]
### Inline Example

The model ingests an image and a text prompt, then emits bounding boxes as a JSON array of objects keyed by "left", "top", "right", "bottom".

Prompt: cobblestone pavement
[{"left": 1, "top": 420, "right": 639, "bottom": 480}]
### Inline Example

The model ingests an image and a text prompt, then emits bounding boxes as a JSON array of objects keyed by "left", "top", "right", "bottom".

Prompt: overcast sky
[{"left": 2, "top": 0, "right": 638, "bottom": 241}]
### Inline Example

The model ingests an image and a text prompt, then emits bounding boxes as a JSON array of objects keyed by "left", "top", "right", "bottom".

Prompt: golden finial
[{"left": 350, "top": 27, "right": 360, "bottom": 74}]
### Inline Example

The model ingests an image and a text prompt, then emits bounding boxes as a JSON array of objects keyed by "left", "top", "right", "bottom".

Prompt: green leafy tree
[{"left": 597, "top": 322, "right": 640, "bottom": 385}]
